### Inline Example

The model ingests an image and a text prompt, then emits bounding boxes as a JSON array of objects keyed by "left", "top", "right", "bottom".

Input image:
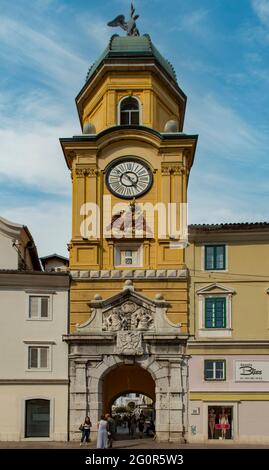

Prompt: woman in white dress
[{"left": 97, "top": 415, "right": 108, "bottom": 449}]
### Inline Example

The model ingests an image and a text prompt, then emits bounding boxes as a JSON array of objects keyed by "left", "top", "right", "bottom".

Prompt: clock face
[{"left": 106, "top": 157, "right": 153, "bottom": 199}]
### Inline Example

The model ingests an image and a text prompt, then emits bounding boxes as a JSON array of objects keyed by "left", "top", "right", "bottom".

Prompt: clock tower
[{"left": 61, "top": 9, "right": 198, "bottom": 442}]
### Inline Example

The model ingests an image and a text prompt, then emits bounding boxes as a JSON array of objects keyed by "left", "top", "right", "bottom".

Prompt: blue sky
[{"left": 0, "top": 0, "right": 269, "bottom": 256}]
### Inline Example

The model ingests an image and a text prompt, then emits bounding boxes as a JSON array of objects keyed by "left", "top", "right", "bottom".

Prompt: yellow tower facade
[{"left": 62, "top": 33, "right": 197, "bottom": 443}]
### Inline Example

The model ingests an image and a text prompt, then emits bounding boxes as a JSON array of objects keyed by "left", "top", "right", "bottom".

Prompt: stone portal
[{"left": 64, "top": 281, "right": 188, "bottom": 443}]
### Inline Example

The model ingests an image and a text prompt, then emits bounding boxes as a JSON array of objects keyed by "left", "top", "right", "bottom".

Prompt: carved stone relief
[
  {"left": 102, "top": 301, "right": 153, "bottom": 331},
  {"left": 116, "top": 331, "right": 143, "bottom": 355}
]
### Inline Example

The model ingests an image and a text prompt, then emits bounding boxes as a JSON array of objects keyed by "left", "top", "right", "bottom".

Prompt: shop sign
[{"left": 235, "top": 361, "right": 269, "bottom": 381}]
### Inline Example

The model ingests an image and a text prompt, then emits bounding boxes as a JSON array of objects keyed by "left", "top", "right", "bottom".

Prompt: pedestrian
[
  {"left": 79, "top": 416, "right": 92, "bottom": 446},
  {"left": 105, "top": 413, "right": 116, "bottom": 448},
  {"left": 138, "top": 412, "right": 145, "bottom": 438},
  {"left": 127, "top": 415, "right": 132, "bottom": 435},
  {"left": 97, "top": 415, "right": 108, "bottom": 449},
  {"left": 130, "top": 414, "right": 137, "bottom": 438}
]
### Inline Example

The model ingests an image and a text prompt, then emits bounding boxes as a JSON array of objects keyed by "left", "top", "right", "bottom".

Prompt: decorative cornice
[
  {"left": 63, "top": 334, "right": 115, "bottom": 343},
  {"left": 0, "top": 379, "right": 69, "bottom": 385},
  {"left": 0, "top": 271, "right": 69, "bottom": 289},
  {"left": 196, "top": 283, "right": 236, "bottom": 296},
  {"left": 70, "top": 269, "right": 187, "bottom": 280},
  {"left": 188, "top": 340, "right": 269, "bottom": 348}
]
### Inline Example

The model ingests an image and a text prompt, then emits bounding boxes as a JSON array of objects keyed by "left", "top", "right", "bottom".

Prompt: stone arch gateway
[
  {"left": 102, "top": 363, "right": 155, "bottom": 412},
  {"left": 64, "top": 281, "right": 189, "bottom": 443}
]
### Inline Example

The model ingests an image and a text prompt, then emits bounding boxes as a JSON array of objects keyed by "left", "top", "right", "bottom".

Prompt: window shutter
[
  {"left": 29, "top": 348, "right": 38, "bottom": 368},
  {"left": 205, "top": 246, "right": 214, "bottom": 270},
  {"left": 205, "top": 299, "right": 214, "bottom": 327},
  {"left": 215, "top": 298, "right": 226, "bottom": 328},
  {"left": 216, "top": 246, "right": 225, "bottom": 269},
  {"left": 41, "top": 298, "right": 49, "bottom": 318},
  {"left": 40, "top": 348, "right": 48, "bottom": 368},
  {"left": 29, "top": 297, "right": 39, "bottom": 318}
]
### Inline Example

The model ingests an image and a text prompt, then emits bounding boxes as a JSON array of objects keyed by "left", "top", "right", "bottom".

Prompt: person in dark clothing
[
  {"left": 105, "top": 413, "right": 116, "bottom": 448},
  {"left": 138, "top": 413, "right": 145, "bottom": 438},
  {"left": 79, "top": 416, "right": 92, "bottom": 446}
]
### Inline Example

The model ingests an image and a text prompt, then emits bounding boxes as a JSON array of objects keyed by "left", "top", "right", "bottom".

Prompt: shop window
[
  {"left": 208, "top": 406, "right": 232, "bottom": 440},
  {"left": 204, "top": 360, "right": 226, "bottom": 381},
  {"left": 205, "top": 297, "right": 226, "bottom": 328},
  {"left": 25, "top": 399, "right": 50, "bottom": 437},
  {"left": 205, "top": 245, "right": 226, "bottom": 270},
  {"left": 119, "top": 97, "right": 140, "bottom": 125}
]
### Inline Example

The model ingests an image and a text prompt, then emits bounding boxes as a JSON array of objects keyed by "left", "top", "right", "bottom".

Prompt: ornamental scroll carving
[
  {"left": 102, "top": 301, "right": 153, "bottom": 332},
  {"left": 161, "top": 164, "right": 185, "bottom": 176}
]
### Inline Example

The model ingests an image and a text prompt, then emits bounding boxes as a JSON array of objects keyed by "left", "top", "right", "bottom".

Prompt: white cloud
[
  {"left": 0, "top": 200, "right": 71, "bottom": 257},
  {"left": 184, "top": 91, "right": 269, "bottom": 224},
  {"left": 0, "top": 16, "right": 88, "bottom": 92},
  {"left": 252, "top": 0, "right": 269, "bottom": 24},
  {"left": 0, "top": 126, "right": 71, "bottom": 195},
  {"left": 185, "top": 93, "right": 266, "bottom": 162},
  {"left": 76, "top": 15, "right": 112, "bottom": 50},
  {"left": 188, "top": 191, "right": 268, "bottom": 224},
  {"left": 0, "top": 88, "right": 79, "bottom": 195}
]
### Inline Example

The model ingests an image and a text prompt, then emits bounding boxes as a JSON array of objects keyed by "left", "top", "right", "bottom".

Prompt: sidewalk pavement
[{"left": 0, "top": 438, "right": 268, "bottom": 449}]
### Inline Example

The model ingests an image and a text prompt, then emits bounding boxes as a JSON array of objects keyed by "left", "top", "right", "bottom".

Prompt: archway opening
[
  {"left": 112, "top": 392, "right": 154, "bottom": 438},
  {"left": 102, "top": 363, "right": 155, "bottom": 439}
]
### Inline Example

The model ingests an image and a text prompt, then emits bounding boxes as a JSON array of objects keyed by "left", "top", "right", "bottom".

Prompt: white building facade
[{"left": 0, "top": 217, "right": 69, "bottom": 441}]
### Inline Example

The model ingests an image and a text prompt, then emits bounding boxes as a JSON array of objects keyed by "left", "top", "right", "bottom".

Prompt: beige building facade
[{"left": 186, "top": 223, "right": 269, "bottom": 443}]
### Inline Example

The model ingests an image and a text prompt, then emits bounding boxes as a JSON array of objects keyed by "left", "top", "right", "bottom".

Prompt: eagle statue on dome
[{"left": 107, "top": 2, "right": 140, "bottom": 36}]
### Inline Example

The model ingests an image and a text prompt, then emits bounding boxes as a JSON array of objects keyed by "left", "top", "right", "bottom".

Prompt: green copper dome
[{"left": 85, "top": 34, "right": 177, "bottom": 83}]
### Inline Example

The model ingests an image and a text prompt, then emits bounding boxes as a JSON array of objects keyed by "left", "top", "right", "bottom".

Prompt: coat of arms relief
[
  {"left": 102, "top": 301, "right": 153, "bottom": 332},
  {"left": 102, "top": 301, "right": 153, "bottom": 355}
]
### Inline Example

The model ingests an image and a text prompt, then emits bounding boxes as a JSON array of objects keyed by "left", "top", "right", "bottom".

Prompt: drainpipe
[
  {"left": 67, "top": 285, "right": 70, "bottom": 442},
  {"left": 85, "top": 360, "right": 91, "bottom": 416},
  {"left": 181, "top": 350, "right": 190, "bottom": 444}
]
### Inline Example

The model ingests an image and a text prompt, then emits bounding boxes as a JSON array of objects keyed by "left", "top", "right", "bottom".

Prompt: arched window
[
  {"left": 119, "top": 97, "right": 140, "bottom": 125},
  {"left": 25, "top": 399, "right": 50, "bottom": 437}
]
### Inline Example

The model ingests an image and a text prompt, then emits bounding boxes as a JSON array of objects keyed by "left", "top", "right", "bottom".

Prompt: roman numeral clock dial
[{"left": 106, "top": 157, "right": 153, "bottom": 199}]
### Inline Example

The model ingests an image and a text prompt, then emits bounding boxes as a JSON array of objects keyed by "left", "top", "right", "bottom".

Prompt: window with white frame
[
  {"left": 196, "top": 284, "right": 235, "bottom": 338},
  {"left": 204, "top": 360, "right": 226, "bottom": 381},
  {"left": 28, "top": 346, "right": 49, "bottom": 369},
  {"left": 115, "top": 244, "right": 143, "bottom": 267},
  {"left": 119, "top": 97, "right": 140, "bottom": 125},
  {"left": 29, "top": 296, "right": 50, "bottom": 319},
  {"left": 204, "top": 245, "right": 226, "bottom": 271},
  {"left": 121, "top": 249, "right": 138, "bottom": 265}
]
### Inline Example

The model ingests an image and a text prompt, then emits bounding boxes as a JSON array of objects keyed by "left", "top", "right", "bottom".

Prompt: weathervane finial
[{"left": 107, "top": 2, "right": 140, "bottom": 36}]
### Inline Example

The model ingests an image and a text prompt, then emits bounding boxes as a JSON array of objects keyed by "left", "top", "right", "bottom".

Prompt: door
[{"left": 25, "top": 399, "right": 50, "bottom": 437}]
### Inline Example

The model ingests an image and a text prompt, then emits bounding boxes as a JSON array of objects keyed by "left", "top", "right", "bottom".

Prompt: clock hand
[{"left": 124, "top": 173, "right": 136, "bottom": 185}]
